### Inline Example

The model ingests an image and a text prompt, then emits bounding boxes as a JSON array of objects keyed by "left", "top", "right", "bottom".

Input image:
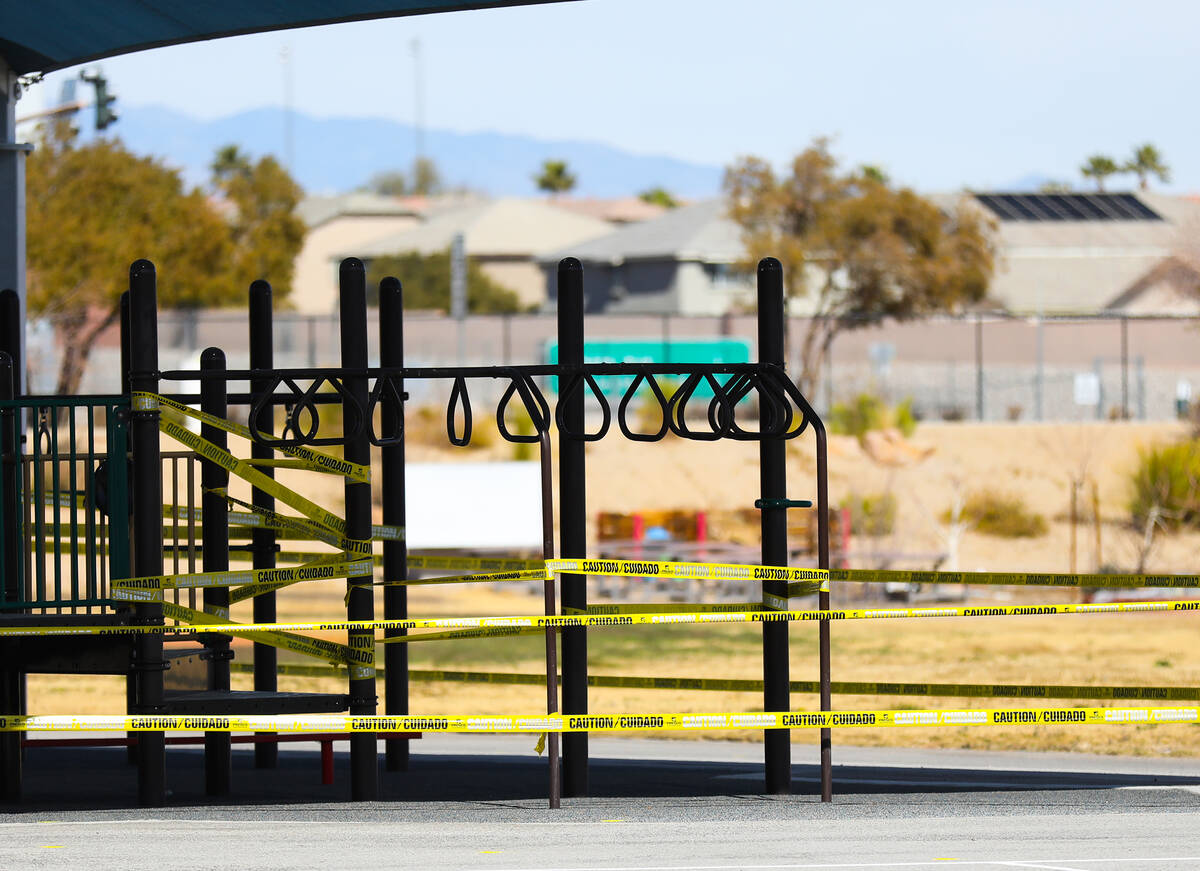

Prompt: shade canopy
[{"left": 0, "top": 0, "right": 569, "bottom": 75}]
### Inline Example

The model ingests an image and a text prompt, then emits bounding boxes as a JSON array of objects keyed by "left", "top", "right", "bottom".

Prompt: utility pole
[
  {"left": 280, "top": 44, "right": 294, "bottom": 173},
  {"left": 411, "top": 38, "right": 424, "bottom": 165}
]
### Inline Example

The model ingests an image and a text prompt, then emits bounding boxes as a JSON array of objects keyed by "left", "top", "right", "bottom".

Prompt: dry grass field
[{"left": 24, "top": 420, "right": 1200, "bottom": 757}]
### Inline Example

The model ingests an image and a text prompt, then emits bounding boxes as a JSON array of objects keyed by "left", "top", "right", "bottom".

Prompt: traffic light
[{"left": 80, "top": 71, "right": 117, "bottom": 131}]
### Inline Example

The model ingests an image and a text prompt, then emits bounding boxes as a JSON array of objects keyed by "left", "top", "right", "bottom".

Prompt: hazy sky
[{"left": 23, "top": 0, "right": 1200, "bottom": 193}]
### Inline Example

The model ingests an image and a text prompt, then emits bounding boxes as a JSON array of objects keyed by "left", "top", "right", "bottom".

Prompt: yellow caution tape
[
  {"left": 564, "top": 602, "right": 777, "bottom": 615},
  {"left": 158, "top": 503, "right": 403, "bottom": 547},
  {"left": 162, "top": 602, "right": 374, "bottom": 679},
  {"left": 111, "top": 557, "right": 371, "bottom": 601},
  {"left": 6, "top": 598, "right": 1200, "bottom": 639},
  {"left": 148, "top": 401, "right": 351, "bottom": 539},
  {"left": 229, "top": 552, "right": 366, "bottom": 604},
  {"left": 206, "top": 489, "right": 370, "bottom": 557},
  {"left": 133, "top": 392, "right": 370, "bottom": 483},
  {"left": 407, "top": 556, "right": 546, "bottom": 573},
  {"left": 828, "top": 568, "right": 1200, "bottom": 589},
  {"left": 412, "top": 670, "right": 1200, "bottom": 701},
  {"left": 547, "top": 558, "right": 1200, "bottom": 591},
  {"left": 2, "top": 706, "right": 1198, "bottom": 733},
  {"left": 230, "top": 662, "right": 1200, "bottom": 703},
  {"left": 348, "top": 568, "right": 551, "bottom": 600},
  {"left": 547, "top": 558, "right": 826, "bottom": 583},
  {"left": 396, "top": 626, "right": 549, "bottom": 644}
]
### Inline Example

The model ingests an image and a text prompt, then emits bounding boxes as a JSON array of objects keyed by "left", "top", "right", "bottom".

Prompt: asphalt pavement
[{"left": 3, "top": 736, "right": 1200, "bottom": 870}]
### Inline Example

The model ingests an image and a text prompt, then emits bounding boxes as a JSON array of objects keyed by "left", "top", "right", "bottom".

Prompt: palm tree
[
  {"left": 210, "top": 144, "right": 251, "bottom": 183},
  {"left": 1125, "top": 144, "right": 1171, "bottom": 191},
  {"left": 1080, "top": 155, "right": 1120, "bottom": 193},
  {"left": 534, "top": 159, "right": 576, "bottom": 195}
]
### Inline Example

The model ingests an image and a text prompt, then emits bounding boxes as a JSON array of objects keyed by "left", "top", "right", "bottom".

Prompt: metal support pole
[
  {"left": 129, "top": 260, "right": 166, "bottom": 806},
  {"left": 0, "top": 350, "right": 21, "bottom": 802},
  {"left": 557, "top": 257, "right": 588, "bottom": 797},
  {"left": 119, "top": 290, "right": 137, "bottom": 766},
  {"left": 0, "top": 59, "right": 28, "bottom": 392},
  {"left": 248, "top": 281, "right": 278, "bottom": 769},
  {"left": 975, "top": 315, "right": 984, "bottom": 422},
  {"left": 379, "top": 277, "right": 409, "bottom": 772},
  {"left": 540, "top": 429, "right": 561, "bottom": 809},
  {"left": 200, "top": 348, "right": 231, "bottom": 796},
  {"left": 340, "top": 258, "right": 378, "bottom": 800},
  {"left": 815, "top": 417, "right": 832, "bottom": 802},
  {"left": 756, "top": 258, "right": 791, "bottom": 796}
]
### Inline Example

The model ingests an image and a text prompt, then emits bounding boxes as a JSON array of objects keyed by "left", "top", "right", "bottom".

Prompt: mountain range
[{"left": 111, "top": 105, "right": 725, "bottom": 199}]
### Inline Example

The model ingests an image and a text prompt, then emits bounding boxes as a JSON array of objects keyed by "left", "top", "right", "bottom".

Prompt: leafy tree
[
  {"left": 1080, "top": 155, "right": 1120, "bottom": 192},
  {"left": 364, "top": 249, "right": 523, "bottom": 313},
  {"left": 362, "top": 157, "right": 443, "bottom": 197},
  {"left": 26, "top": 122, "right": 237, "bottom": 395},
  {"left": 209, "top": 144, "right": 306, "bottom": 298},
  {"left": 1038, "top": 180, "right": 1074, "bottom": 193},
  {"left": 638, "top": 187, "right": 679, "bottom": 208},
  {"left": 1125, "top": 143, "right": 1170, "bottom": 191},
  {"left": 364, "top": 170, "right": 410, "bottom": 197},
  {"left": 724, "top": 138, "right": 995, "bottom": 395},
  {"left": 859, "top": 165, "right": 890, "bottom": 185},
  {"left": 410, "top": 157, "right": 442, "bottom": 196},
  {"left": 534, "top": 159, "right": 576, "bottom": 194}
]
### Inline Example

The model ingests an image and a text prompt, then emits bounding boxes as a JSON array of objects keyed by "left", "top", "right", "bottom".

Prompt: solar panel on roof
[{"left": 973, "top": 193, "right": 1162, "bottom": 222}]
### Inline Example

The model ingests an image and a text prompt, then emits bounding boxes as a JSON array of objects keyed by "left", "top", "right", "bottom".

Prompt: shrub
[
  {"left": 1128, "top": 440, "right": 1200, "bottom": 531},
  {"left": 830, "top": 393, "right": 886, "bottom": 440},
  {"left": 506, "top": 401, "right": 535, "bottom": 461},
  {"left": 950, "top": 489, "right": 1047, "bottom": 538},
  {"left": 636, "top": 378, "right": 679, "bottom": 439},
  {"left": 829, "top": 393, "right": 919, "bottom": 442},
  {"left": 893, "top": 398, "right": 917, "bottom": 438},
  {"left": 841, "top": 491, "right": 897, "bottom": 536}
]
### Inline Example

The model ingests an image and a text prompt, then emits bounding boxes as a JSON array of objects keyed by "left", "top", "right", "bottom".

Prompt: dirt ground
[{"left": 25, "top": 419, "right": 1200, "bottom": 756}]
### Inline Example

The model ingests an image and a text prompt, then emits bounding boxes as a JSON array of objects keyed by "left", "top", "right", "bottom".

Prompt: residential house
[
  {"left": 349, "top": 198, "right": 613, "bottom": 309},
  {"left": 545, "top": 192, "right": 1200, "bottom": 316},
  {"left": 290, "top": 192, "right": 455, "bottom": 314},
  {"left": 936, "top": 191, "right": 1200, "bottom": 314},
  {"left": 540, "top": 199, "right": 750, "bottom": 314}
]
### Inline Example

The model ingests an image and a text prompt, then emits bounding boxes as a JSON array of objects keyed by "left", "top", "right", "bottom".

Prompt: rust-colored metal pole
[{"left": 539, "top": 428, "right": 561, "bottom": 809}]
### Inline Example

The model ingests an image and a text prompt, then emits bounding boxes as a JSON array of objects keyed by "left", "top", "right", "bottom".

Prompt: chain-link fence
[{"left": 30, "top": 310, "right": 1200, "bottom": 421}]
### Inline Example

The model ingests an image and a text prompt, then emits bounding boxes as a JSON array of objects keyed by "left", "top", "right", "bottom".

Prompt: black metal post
[
  {"left": 0, "top": 349, "right": 21, "bottom": 802},
  {"left": 757, "top": 258, "right": 790, "bottom": 796},
  {"left": 379, "top": 277, "right": 409, "bottom": 772},
  {"left": 556, "top": 257, "right": 588, "bottom": 797},
  {"left": 341, "top": 258, "right": 378, "bottom": 800},
  {"left": 248, "top": 281, "right": 278, "bottom": 769},
  {"left": 200, "top": 348, "right": 232, "bottom": 796},
  {"left": 0, "top": 288, "right": 19, "bottom": 389},
  {"left": 129, "top": 260, "right": 166, "bottom": 806},
  {"left": 540, "top": 429, "right": 561, "bottom": 809},
  {"left": 119, "top": 290, "right": 137, "bottom": 766}
]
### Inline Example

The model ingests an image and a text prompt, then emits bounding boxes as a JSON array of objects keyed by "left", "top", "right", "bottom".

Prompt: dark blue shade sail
[{"left": 0, "top": 1, "right": 571, "bottom": 75}]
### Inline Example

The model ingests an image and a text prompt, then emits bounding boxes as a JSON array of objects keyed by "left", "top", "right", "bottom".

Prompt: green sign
[{"left": 545, "top": 338, "right": 751, "bottom": 399}]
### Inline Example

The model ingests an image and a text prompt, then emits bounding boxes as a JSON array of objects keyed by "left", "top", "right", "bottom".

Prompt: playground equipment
[
  {"left": 0, "top": 256, "right": 831, "bottom": 807},
  {"left": 6, "top": 256, "right": 1200, "bottom": 812}
]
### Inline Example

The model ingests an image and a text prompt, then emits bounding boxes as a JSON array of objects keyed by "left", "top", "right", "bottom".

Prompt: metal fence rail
[
  {"left": 33, "top": 311, "right": 1200, "bottom": 422},
  {"left": 0, "top": 395, "right": 129, "bottom": 614}
]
